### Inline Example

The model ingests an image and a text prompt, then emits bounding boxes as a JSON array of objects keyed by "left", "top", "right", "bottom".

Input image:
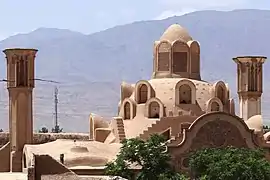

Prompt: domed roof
[
  {"left": 121, "top": 78, "right": 214, "bottom": 138},
  {"left": 24, "top": 139, "right": 121, "bottom": 167},
  {"left": 160, "top": 24, "right": 192, "bottom": 43},
  {"left": 246, "top": 115, "right": 263, "bottom": 132}
]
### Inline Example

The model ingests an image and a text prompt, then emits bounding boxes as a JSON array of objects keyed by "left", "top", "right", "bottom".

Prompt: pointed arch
[
  {"left": 206, "top": 97, "right": 223, "bottom": 113},
  {"left": 188, "top": 41, "right": 200, "bottom": 73},
  {"left": 213, "top": 81, "right": 228, "bottom": 105},
  {"left": 135, "top": 80, "right": 155, "bottom": 104},
  {"left": 229, "top": 98, "right": 235, "bottom": 115},
  {"left": 145, "top": 97, "right": 164, "bottom": 118},
  {"left": 124, "top": 102, "right": 131, "bottom": 119},
  {"left": 121, "top": 98, "right": 137, "bottom": 119},
  {"left": 172, "top": 40, "right": 190, "bottom": 73},
  {"left": 156, "top": 40, "right": 172, "bottom": 72},
  {"left": 139, "top": 84, "right": 147, "bottom": 103},
  {"left": 175, "top": 79, "right": 196, "bottom": 105}
]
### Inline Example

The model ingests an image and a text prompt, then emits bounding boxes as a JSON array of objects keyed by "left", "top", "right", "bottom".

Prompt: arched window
[
  {"left": 179, "top": 84, "right": 192, "bottom": 104},
  {"left": 149, "top": 101, "right": 160, "bottom": 118},
  {"left": 157, "top": 42, "right": 170, "bottom": 71},
  {"left": 217, "top": 86, "right": 225, "bottom": 105},
  {"left": 124, "top": 102, "right": 131, "bottom": 120},
  {"left": 138, "top": 84, "right": 148, "bottom": 103},
  {"left": 172, "top": 41, "right": 189, "bottom": 73},
  {"left": 211, "top": 102, "right": 220, "bottom": 111},
  {"left": 16, "top": 56, "right": 28, "bottom": 87},
  {"left": 206, "top": 97, "right": 223, "bottom": 113},
  {"left": 190, "top": 41, "right": 200, "bottom": 73}
]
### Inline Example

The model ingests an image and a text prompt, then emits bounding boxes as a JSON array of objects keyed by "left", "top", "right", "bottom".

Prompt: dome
[
  {"left": 146, "top": 78, "right": 212, "bottom": 112},
  {"left": 24, "top": 139, "right": 121, "bottom": 168},
  {"left": 246, "top": 115, "right": 263, "bottom": 132},
  {"left": 118, "top": 78, "right": 215, "bottom": 139},
  {"left": 160, "top": 24, "right": 192, "bottom": 43},
  {"left": 264, "top": 131, "right": 270, "bottom": 141}
]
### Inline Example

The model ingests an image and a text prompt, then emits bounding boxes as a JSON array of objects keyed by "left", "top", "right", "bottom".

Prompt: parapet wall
[{"left": 0, "top": 132, "right": 89, "bottom": 148}]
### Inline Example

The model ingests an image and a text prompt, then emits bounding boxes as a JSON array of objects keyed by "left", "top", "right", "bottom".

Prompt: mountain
[{"left": 0, "top": 9, "right": 270, "bottom": 132}]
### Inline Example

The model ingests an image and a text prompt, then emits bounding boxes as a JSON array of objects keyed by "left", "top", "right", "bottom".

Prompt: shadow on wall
[
  {"left": 0, "top": 142, "right": 10, "bottom": 172},
  {"left": 34, "top": 154, "right": 75, "bottom": 180}
]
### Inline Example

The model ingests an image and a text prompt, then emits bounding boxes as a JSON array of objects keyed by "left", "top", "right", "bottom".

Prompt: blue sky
[{"left": 0, "top": 0, "right": 269, "bottom": 40}]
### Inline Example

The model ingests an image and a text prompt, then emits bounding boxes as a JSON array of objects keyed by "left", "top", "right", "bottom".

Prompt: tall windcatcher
[
  {"left": 233, "top": 56, "right": 266, "bottom": 121},
  {"left": 3, "top": 48, "right": 38, "bottom": 172}
]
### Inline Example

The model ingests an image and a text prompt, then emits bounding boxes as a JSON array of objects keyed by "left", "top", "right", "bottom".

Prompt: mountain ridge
[{"left": 0, "top": 9, "right": 270, "bottom": 132}]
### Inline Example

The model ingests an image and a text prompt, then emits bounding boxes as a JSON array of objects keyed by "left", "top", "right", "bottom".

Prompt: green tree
[
  {"left": 189, "top": 147, "right": 270, "bottom": 180},
  {"left": 51, "top": 125, "right": 63, "bottom": 133},
  {"left": 38, "top": 126, "right": 49, "bottom": 133},
  {"left": 105, "top": 134, "right": 187, "bottom": 180},
  {"left": 263, "top": 125, "right": 270, "bottom": 133}
]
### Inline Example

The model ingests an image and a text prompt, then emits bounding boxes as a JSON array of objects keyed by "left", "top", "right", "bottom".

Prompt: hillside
[{"left": 0, "top": 9, "right": 270, "bottom": 132}]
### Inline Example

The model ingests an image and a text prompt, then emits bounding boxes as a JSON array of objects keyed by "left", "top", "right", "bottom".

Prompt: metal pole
[{"left": 54, "top": 86, "right": 59, "bottom": 128}]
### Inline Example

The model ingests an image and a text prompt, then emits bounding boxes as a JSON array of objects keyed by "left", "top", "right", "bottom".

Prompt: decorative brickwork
[{"left": 190, "top": 120, "right": 247, "bottom": 151}]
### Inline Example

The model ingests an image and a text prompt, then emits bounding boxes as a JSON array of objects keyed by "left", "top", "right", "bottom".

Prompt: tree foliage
[
  {"left": 51, "top": 125, "right": 63, "bottom": 133},
  {"left": 189, "top": 147, "right": 270, "bottom": 180},
  {"left": 0, "top": 129, "right": 3, "bottom": 132},
  {"left": 263, "top": 125, "right": 270, "bottom": 133},
  {"left": 38, "top": 126, "right": 49, "bottom": 133},
  {"left": 105, "top": 134, "right": 187, "bottom": 180}
]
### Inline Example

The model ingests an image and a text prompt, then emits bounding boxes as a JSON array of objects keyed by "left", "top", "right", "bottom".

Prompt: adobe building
[
  {"left": 0, "top": 48, "right": 37, "bottom": 173},
  {"left": 1, "top": 24, "right": 270, "bottom": 179}
]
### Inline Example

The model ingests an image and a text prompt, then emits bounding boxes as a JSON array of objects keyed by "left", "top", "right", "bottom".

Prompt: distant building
[{"left": 0, "top": 24, "right": 269, "bottom": 179}]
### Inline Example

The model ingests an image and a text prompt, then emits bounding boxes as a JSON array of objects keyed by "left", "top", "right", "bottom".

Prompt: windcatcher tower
[
  {"left": 233, "top": 56, "right": 266, "bottom": 121},
  {"left": 3, "top": 48, "right": 38, "bottom": 172}
]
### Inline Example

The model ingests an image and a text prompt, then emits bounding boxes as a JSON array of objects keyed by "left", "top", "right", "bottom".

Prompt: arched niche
[
  {"left": 171, "top": 40, "right": 190, "bottom": 73},
  {"left": 229, "top": 98, "right": 235, "bottom": 115},
  {"left": 124, "top": 102, "right": 130, "bottom": 119},
  {"left": 89, "top": 113, "right": 109, "bottom": 140},
  {"left": 206, "top": 97, "right": 223, "bottom": 113},
  {"left": 188, "top": 41, "right": 200, "bottom": 73},
  {"left": 213, "top": 81, "right": 228, "bottom": 105},
  {"left": 175, "top": 79, "right": 196, "bottom": 105},
  {"left": 225, "top": 83, "right": 230, "bottom": 101},
  {"left": 121, "top": 98, "right": 137, "bottom": 120},
  {"left": 145, "top": 97, "right": 164, "bottom": 118},
  {"left": 135, "top": 80, "right": 155, "bottom": 104},
  {"left": 156, "top": 40, "right": 171, "bottom": 72}
]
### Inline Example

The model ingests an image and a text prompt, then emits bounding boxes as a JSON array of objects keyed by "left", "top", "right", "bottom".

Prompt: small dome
[
  {"left": 246, "top": 115, "right": 263, "bottom": 132},
  {"left": 160, "top": 24, "right": 192, "bottom": 43},
  {"left": 263, "top": 131, "right": 270, "bottom": 141}
]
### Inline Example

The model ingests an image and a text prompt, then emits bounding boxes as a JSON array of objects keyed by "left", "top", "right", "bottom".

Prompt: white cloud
[
  {"left": 160, "top": 0, "right": 248, "bottom": 9},
  {"left": 154, "top": 9, "right": 196, "bottom": 20},
  {"left": 155, "top": 0, "right": 250, "bottom": 20}
]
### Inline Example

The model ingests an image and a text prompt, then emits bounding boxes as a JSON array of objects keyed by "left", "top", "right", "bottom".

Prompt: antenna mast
[{"left": 54, "top": 86, "right": 59, "bottom": 129}]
